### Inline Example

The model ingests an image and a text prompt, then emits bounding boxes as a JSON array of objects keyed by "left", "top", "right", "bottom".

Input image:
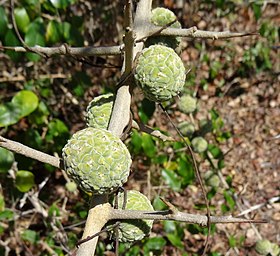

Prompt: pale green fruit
[
  {"left": 146, "top": 7, "right": 182, "bottom": 50},
  {"left": 111, "top": 190, "right": 154, "bottom": 243},
  {"left": 191, "top": 137, "right": 208, "bottom": 153},
  {"left": 135, "top": 45, "right": 186, "bottom": 102},
  {"left": 255, "top": 240, "right": 280, "bottom": 256},
  {"left": 65, "top": 181, "right": 77, "bottom": 192},
  {"left": 62, "top": 127, "right": 131, "bottom": 194},
  {"left": 204, "top": 171, "right": 220, "bottom": 188},
  {"left": 178, "top": 121, "right": 195, "bottom": 137},
  {"left": 178, "top": 95, "right": 197, "bottom": 114},
  {"left": 85, "top": 93, "right": 114, "bottom": 129}
]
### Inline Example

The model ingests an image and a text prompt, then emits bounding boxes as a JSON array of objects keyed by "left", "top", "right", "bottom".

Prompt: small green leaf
[
  {"left": 21, "top": 229, "right": 38, "bottom": 244},
  {"left": 0, "top": 193, "right": 5, "bottom": 211},
  {"left": 4, "top": 29, "right": 22, "bottom": 61},
  {"left": 46, "top": 20, "right": 61, "bottom": 44},
  {"left": 144, "top": 237, "right": 166, "bottom": 251},
  {"left": 228, "top": 235, "right": 236, "bottom": 248},
  {"left": 208, "top": 144, "right": 223, "bottom": 159},
  {"left": 141, "top": 133, "right": 156, "bottom": 158},
  {"left": 152, "top": 196, "right": 168, "bottom": 210},
  {"left": 14, "top": 7, "right": 30, "bottom": 34},
  {"left": 252, "top": 3, "right": 262, "bottom": 20},
  {"left": 162, "top": 169, "right": 181, "bottom": 191},
  {"left": 0, "top": 7, "right": 8, "bottom": 38},
  {"left": 0, "top": 209, "right": 14, "bottom": 221},
  {"left": 12, "top": 90, "right": 39, "bottom": 118},
  {"left": 50, "top": 0, "right": 72, "bottom": 9},
  {"left": 15, "top": 170, "right": 35, "bottom": 192},
  {"left": 223, "top": 190, "right": 235, "bottom": 211},
  {"left": 25, "top": 19, "right": 45, "bottom": 61},
  {"left": 166, "top": 233, "right": 184, "bottom": 249},
  {"left": 0, "top": 102, "right": 22, "bottom": 127},
  {"left": 0, "top": 148, "right": 14, "bottom": 173}
]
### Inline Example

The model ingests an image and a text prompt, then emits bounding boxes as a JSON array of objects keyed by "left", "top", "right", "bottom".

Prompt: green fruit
[
  {"left": 146, "top": 7, "right": 181, "bottom": 50},
  {"left": 204, "top": 171, "right": 220, "bottom": 188},
  {"left": 65, "top": 181, "right": 77, "bottom": 192},
  {"left": 111, "top": 190, "right": 154, "bottom": 243},
  {"left": 135, "top": 45, "right": 186, "bottom": 102},
  {"left": 85, "top": 93, "right": 114, "bottom": 129},
  {"left": 178, "top": 95, "right": 197, "bottom": 114},
  {"left": 255, "top": 240, "right": 280, "bottom": 256},
  {"left": 178, "top": 121, "right": 195, "bottom": 137},
  {"left": 191, "top": 137, "right": 208, "bottom": 153},
  {"left": 62, "top": 127, "right": 131, "bottom": 194}
]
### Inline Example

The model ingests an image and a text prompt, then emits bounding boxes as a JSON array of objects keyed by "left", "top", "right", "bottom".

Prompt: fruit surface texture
[
  {"left": 112, "top": 190, "right": 154, "bottom": 243},
  {"left": 146, "top": 7, "right": 181, "bottom": 49},
  {"left": 85, "top": 93, "right": 114, "bottom": 129},
  {"left": 62, "top": 127, "right": 131, "bottom": 194},
  {"left": 135, "top": 45, "right": 186, "bottom": 102}
]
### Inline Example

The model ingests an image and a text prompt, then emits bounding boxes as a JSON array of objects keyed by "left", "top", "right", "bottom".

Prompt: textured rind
[
  {"left": 191, "top": 137, "right": 208, "bottom": 153},
  {"left": 62, "top": 127, "right": 131, "bottom": 194},
  {"left": 135, "top": 45, "right": 186, "bottom": 102},
  {"left": 112, "top": 190, "right": 154, "bottom": 243},
  {"left": 255, "top": 240, "right": 280, "bottom": 256},
  {"left": 85, "top": 93, "right": 114, "bottom": 129},
  {"left": 178, "top": 95, "right": 197, "bottom": 114},
  {"left": 146, "top": 7, "right": 181, "bottom": 50},
  {"left": 178, "top": 121, "right": 195, "bottom": 137}
]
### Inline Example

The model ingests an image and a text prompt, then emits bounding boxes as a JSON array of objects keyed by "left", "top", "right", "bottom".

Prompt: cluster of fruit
[{"left": 61, "top": 7, "right": 187, "bottom": 243}]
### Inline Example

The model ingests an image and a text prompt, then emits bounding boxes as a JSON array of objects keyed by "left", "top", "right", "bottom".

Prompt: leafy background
[{"left": 0, "top": 0, "right": 279, "bottom": 255}]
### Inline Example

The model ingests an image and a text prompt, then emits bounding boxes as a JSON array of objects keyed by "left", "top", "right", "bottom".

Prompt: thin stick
[
  {"left": 159, "top": 103, "right": 211, "bottom": 256},
  {"left": 0, "top": 136, "right": 62, "bottom": 169}
]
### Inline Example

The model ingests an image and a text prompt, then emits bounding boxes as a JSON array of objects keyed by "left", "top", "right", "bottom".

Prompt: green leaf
[
  {"left": 228, "top": 235, "right": 236, "bottom": 248},
  {"left": 21, "top": 0, "right": 41, "bottom": 20},
  {"left": 0, "top": 7, "right": 8, "bottom": 38},
  {"left": 152, "top": 196, "right": 168, "bottom": 210},
  {"left": 50, "top": 0, "right": 72, "bottom": 9},
  {"left": 48, "top": 203, "right": 60, "bottom": 217},
  {"left": 0, "top": 148, "right": 14, "bottom": 173},
  {"left": 166, "top": 233, "right": 184, "bottom": 249},
  {"left": 4, "top": 29, "right": 22, "bottom": 61},
  {"left": 177, "top": 155, "right": 195, "bottom": 186},
  {"left": 130, "top": 130, "right": 142, "bottom": 154},
  {"left": 223, "top": 190, "right": 235, "bottom": 211},
  {"left": 0, "top": 193, "right": 5, "bottom": 211},
  {"left": 25, "top": 19, "right": 45, "bottom": 61},
  {"left": 21, "top": 229, "right": 38, "bottom": 244},
  {"left": 208, "top": 144, "right": 223, "bottom": 159},
  {"left": 15, "top": 170, "right": 35, "bottom": 192},
  {"left": 163, "top": 220, "right": 176, "bottom": 233},
  {"left": 46, "top": 20, "right": 61, "bottom": 44},
  {"left": 252, "top": 3, "right": 262, "bottom": 20},
  {"left": 141, "top": 133, "right": 156, "bottom": 158},
  {"left": 162, "top": 169, "right": 181, "bottom": 191},
  {"left": 144, "top": 237, "right": 166, "bottom": 252},
  {"left": 14, "top": 7, "right": 30, "bottom": 34},
  {"left": 0, "top": 102, "right": 22, "bottom": 127},
  {"left": 12, "top": 90, "right": 39, "bottom": 118},
  {"left": 0, "top": 209, "right": 14, "bottom": 221}
]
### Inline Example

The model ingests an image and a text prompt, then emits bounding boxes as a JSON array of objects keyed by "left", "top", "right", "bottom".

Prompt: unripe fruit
[
  {"left": 146, "top": 7, "right": 182, "bottom": 50},
  {"left": 178, "top": 121, "right": 195, "bottom": 137},
  {"left": 204, "top": 171, "right": 220, "bottom": 188},
  {"left": 255, "top": 239, "right": 280, "bottom": 256},
  {"left": 85, "top": 93, "right": 114, "bottom": 129},
  {"left": 110, "top": 190, "right": 154, "bottom": 243},
  {"left": 178, "top": 95, "right": 197, "bottom": 114},
  {"left": 134, "top": 45, "right": 186, "bottom": 102},
  {"left": 191, "top": 137, "right": 208, "bottom": 153},
  {"left": 62, "top": 127, "right": 131, "bottom": 194}
]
